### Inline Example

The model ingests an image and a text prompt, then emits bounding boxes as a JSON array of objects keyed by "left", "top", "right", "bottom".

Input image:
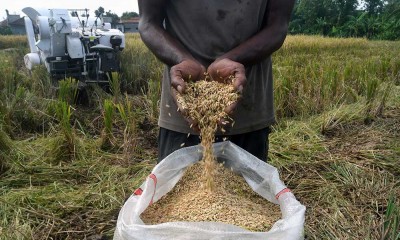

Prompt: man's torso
[{"left": 159, "top": 0, "right": 275, "bottom": 135}]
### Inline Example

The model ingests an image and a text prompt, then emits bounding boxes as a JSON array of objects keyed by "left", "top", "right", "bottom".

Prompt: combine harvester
[{"left": 22, "top": 7, "right": 125, "bottom": 87}]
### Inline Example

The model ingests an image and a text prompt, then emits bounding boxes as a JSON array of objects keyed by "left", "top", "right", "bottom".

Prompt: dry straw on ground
[
  {"left": 176, "top": 79, "right": 239, "bottom": 190},
  {"left": 141, "top": 163, "right": 281, "bottom": 231}
]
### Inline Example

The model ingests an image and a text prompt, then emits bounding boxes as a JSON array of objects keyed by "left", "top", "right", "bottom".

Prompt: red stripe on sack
[
  {"left": 133, "top": 188, "right": 143, "bottom": 196},
  {"left": 149, "top": 173, "right": 158, "bottom": 185},
  {"left": 275, "top": 188, "right": 291, "bottom": 200},
  {"left": 148, "top": 173, "right": 158, "bottom": 206}
]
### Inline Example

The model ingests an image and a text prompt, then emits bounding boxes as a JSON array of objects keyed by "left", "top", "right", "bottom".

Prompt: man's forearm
[
  {"left": 138, "top": 0, "right": 194, "bottom": 66},
  {"left": 139, "top": 22, "right": 194, "bottom": 66},
  {"left": 218, "top": 0, "right": 295, "bottom": 66},
  {"left": 220, "top": 26, "right": 288, "bottom": 67}
]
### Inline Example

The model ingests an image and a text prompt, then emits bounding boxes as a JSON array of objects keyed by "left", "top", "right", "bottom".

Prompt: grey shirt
[{"left": 159, "top": 0, "right": 275, "bottom": 135}]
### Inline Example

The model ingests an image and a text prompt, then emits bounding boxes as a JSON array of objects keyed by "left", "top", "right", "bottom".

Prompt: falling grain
[{"left": 176, "top": 80, "right": 239, "bottom": 190}]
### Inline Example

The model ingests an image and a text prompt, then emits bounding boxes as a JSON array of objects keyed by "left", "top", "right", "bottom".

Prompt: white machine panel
[
  {"left": 24, "top": 53, "right": 41, "bottom": 70},
  {"left": 50, "top": 9, "right": 72, "bottom": 34},
  {"left": 67, "top": 35, "right": 84, "bottom": 59}
]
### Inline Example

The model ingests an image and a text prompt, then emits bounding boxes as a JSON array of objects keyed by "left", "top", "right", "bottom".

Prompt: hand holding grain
[
  {"left": 207, "top": 58, "right": 245, "bottom": 119},
  {"left": 207, "top": 58, "right": 246, "bottom": 92},
  {"left": 170, "top": 59, "right": 206, "bottom": 94},
  {"left": 170, "top": 60, "right": 205, "bottom": 131}
]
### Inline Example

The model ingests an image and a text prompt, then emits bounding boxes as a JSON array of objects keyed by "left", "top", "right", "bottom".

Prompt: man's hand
[
  {"left": 170, "top": 59, "right": 206, "bottom": 94},
  {"left": 170, "top": 59, "right": 205, "bottom": 132},
  {"left": 208, "top": 58, "right": 246, "bottom": 92},
  {"left": 208, "top": 58, "right": 246, "bottom": 116}
]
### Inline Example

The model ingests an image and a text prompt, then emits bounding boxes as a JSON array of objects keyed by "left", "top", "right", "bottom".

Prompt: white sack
[{"left": 114, "top": 141, "right": 306, "bottom": 240}]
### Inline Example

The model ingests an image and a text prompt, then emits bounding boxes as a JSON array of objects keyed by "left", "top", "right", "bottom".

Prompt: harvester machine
[{"left": 22, "top": 7, "right": 125, "bottom": 86}]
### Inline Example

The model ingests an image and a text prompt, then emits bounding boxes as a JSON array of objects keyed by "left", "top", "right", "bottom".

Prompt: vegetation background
[
  {"left": 1, "top": 0, "right": 400, "bottom": 40},
  {"left": 0, "top": 1, "right": 399, "bottom": 239},
  {"left": 290, "top": 0, "right": 400, "bottom": 40}
]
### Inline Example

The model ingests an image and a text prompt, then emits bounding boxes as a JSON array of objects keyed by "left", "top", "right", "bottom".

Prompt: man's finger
[
  {"left": 225, "top": 102, "right": 237, "bottom": 115},
  {"left": 171, "top": 75, "right": 186, "bottom": 93},
  {"left": 170, "top": 66, "right": 187, "bottom": 93},
  {"left": 232, "top": 70, "right": 246, "bottom": 92}
]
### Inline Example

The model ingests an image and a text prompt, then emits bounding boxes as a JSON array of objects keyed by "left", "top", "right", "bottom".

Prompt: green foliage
[
  {"left": 0, "top": 119, "right": 12, "bottom": 173},
  {"left": 103, "top": 99, "right": 114, "bottom": 136},
  {"left": 100, "top": 99, "right": 116, "bottom": 151},
  {"left": 58, "top": 78, "right": 79, "bottom": 104},
  {"left": 121, "top": 11, "right": 139, "bottom": 20},
  {"left": 0, "top": 35, "right": 28, "bottom": 50},
  {"left": 290, "top": 0, "right": 400, "bottom": 40},
  {"left": 104, "top": 11, "right": 120, "bottom": 25},
  {"left": 30, "top": 65, "right": 52, "bottom": 98},
  {"left": 109, "top": 72, "right": 121, "bottom": 103},
  {"left": 362, "top": 0, "right": 385, "bottom": 15},
  {"left": 382, "top": 196, "right": 400, "bottom": 240},
  {"left": 273, "top": 36, "right": 400, "bottom": 119},
  {"left": 50, "top": 100, "right": 82, "bottom": 162},
  {"left": 95, "top": 6, "right": 120, "bottom": 25},
  {"left": 95, "top": 6, "right": 105, "bottom": 17},
  {"left": 120, "top": 34, "right": 163, "bottom": 94},
  {"left": 145, "top": 78, "right": 161, "bottom": 122},
  {"left": 0, "top": 50, "right": 50, "bottom": 136},
  {"left": 116, "top": 94, "right": 138, "bottom": 156},
  {"left": 54, "top": 101, "right": 73, "bottom": 141},
  {"left": 0, "top": 26, "right": 12, "bottom": 35}
]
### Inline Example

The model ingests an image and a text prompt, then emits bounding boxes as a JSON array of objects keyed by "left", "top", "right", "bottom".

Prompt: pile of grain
[
  {"left": 141, "top": 163, "right": 281, "bottom": 231},
  {"left": 176, "top": 80, "right": 239, "bottom": 189}
]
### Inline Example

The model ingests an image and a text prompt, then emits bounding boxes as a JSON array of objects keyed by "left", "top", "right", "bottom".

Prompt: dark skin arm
[
  {"left": 212, "top": 0, "right": 296, "bottom": 68},
  {"left": 208, "top": 0, "right": 295, "bottom": 114},
  {"left": 138, "top": 0, "right": 206, "bottom": 94},
  {"left": 139, "top": 0, "right": 295, "bottom": 127}
]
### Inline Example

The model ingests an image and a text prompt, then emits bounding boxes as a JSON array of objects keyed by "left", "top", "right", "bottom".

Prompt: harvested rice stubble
[
  {"left": 176, "top": 80, "right": 239, "bottom": 190},
  {"left": 141, "top": 163, "right": 281, "bottom": 231}
]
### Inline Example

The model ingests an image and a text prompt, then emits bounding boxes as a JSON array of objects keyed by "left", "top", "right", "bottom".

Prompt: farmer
[{"left": 138, "top": 0, "right": 295, "bottom": 162}]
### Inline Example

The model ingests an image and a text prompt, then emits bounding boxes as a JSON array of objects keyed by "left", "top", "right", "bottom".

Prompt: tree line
[
  {"left": 289, "top": 0, "right": 400, "bottom": 40},
  {"left": 1, "top": 1, "right": 399, "bottom": 40},
  {"left": 0, "top": 7, "right": 139, "bottom": 35},
  {"left": 94, "top": 7, "right": 139, "bottom": 26}
]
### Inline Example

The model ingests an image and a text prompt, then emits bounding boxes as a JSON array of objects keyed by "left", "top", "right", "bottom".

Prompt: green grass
[
  {"left": 274, "top": 35, "right": 400, "bottom": 119},
  {"left": 0, "top": 34, "right": 399, "bottom": 239}
]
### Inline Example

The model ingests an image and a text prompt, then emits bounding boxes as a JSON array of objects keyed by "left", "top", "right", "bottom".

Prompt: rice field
[{"left": 0, "top": 33, "right": 399, "bottom": 239}]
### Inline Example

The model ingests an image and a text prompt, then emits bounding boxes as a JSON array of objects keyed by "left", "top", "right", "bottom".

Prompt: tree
[
  {"left": 334, "top": 0, "right": 359, "bottom": 25},
  {"left": 104, "top": 11, "right": 120, "bottom": 25},
  {"left": 361, "top": 0, "right": 384, "bottom": 15},
  {"left": 294, "top": 0, "right": 340, "bottom": 35},
  {"left": 288, "top": 0, "right": 400, "bottom": 40},
  {"left": 0, "top": 26, "right": 12, "bottom": 35},
  {"left": 293, "top": 0, "right": 323, "bottom": 33},
  {"left": 121, "top": 11, "right": 139, "bottom": 20},
  {"left": 379, "top": 0, "right": 400, "bottom": 39},
  {"left": 95, "top": 7, "right": 105, "bottom": 17},
  {"left": 95, "top": 7, "right": 120, "bottom": 26}
]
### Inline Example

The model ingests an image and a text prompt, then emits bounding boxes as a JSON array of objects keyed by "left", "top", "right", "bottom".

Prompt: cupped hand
[
  {"left": 170, "top": 59, "right": 205, "bottom": 132},
  {"left": 207, "top": 58, "right": 246, "bottom": 93},
  {"left": 208, "top": 58, "right": 246, "bottom": 122},
  {"left": 170, "top": 59, "right": 206, "bottom": 94}
]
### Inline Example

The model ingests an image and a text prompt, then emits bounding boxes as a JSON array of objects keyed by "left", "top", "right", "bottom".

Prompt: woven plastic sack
[{"left": 114, "top": 141, "right": 306, "bottom": 240}]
